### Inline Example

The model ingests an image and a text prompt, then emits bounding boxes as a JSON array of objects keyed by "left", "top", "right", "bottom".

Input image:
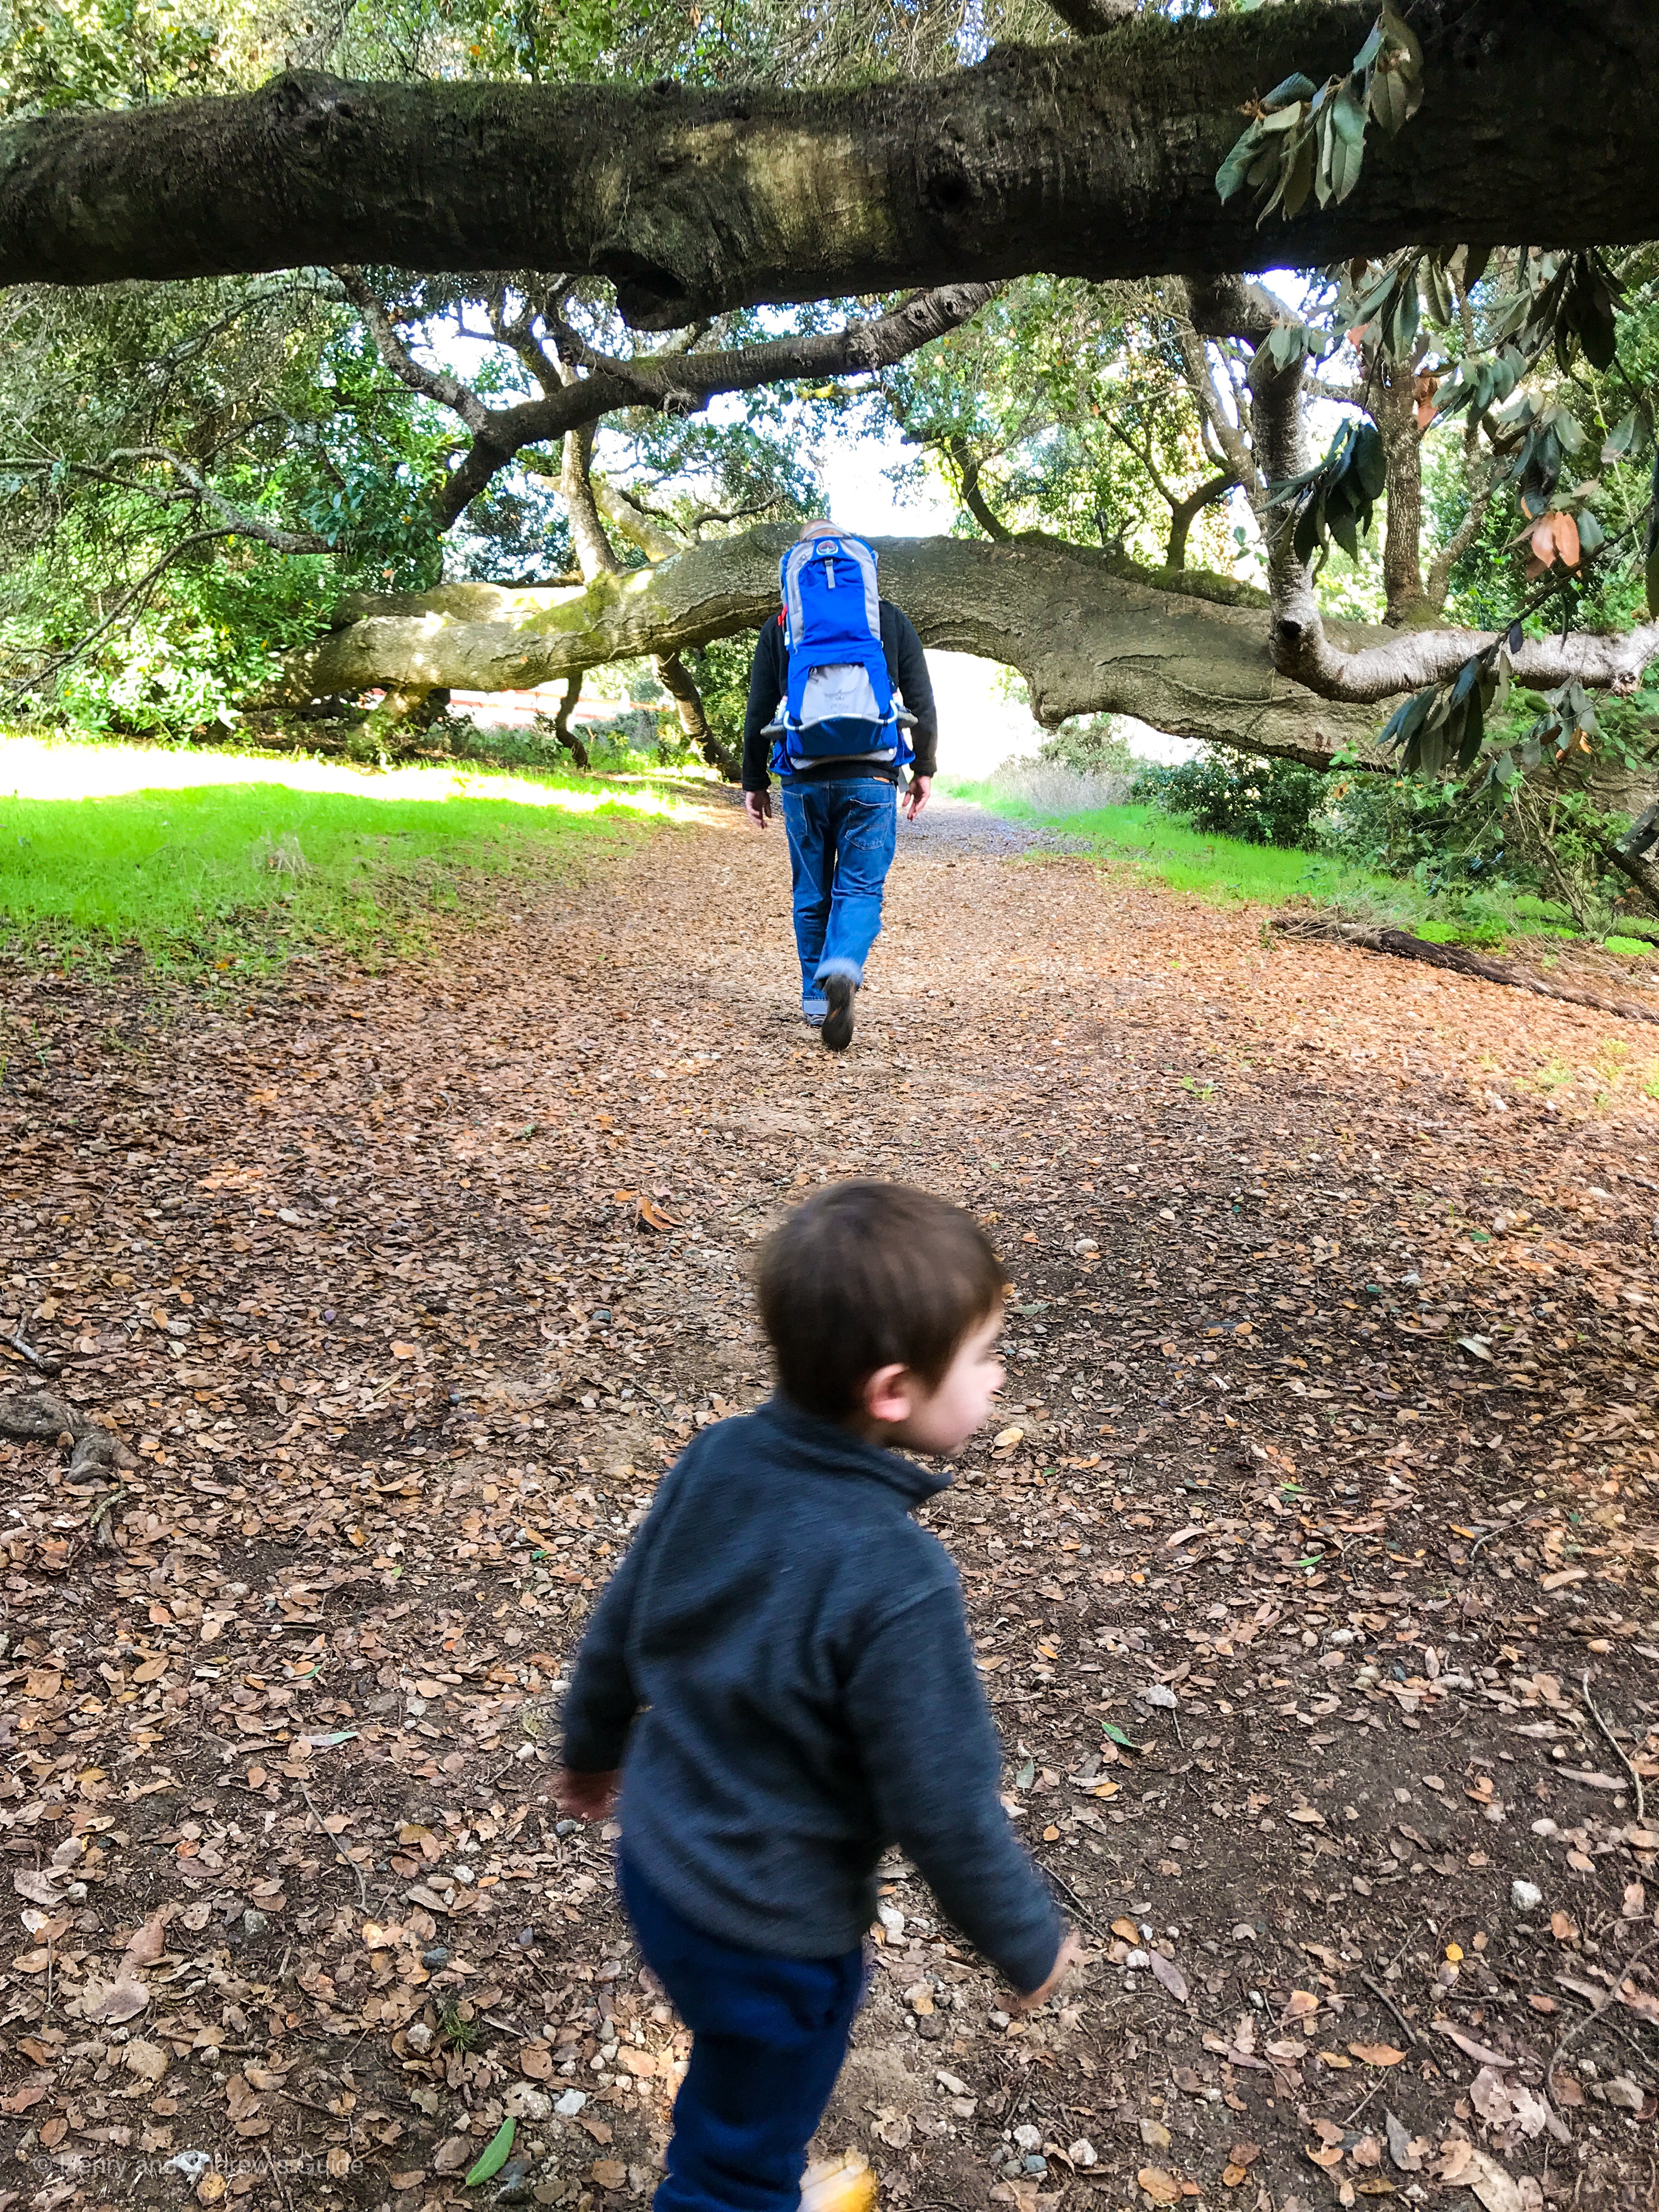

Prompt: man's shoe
[{"left": 820, "top": 974, "right": 855, "bottom": 1052}]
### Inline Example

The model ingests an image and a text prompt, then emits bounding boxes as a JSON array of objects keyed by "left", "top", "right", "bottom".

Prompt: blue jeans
[
  {"left": 778, "top": 777, "right": 898, "bottom": 1013},
  {"left": 618, "top": 1854, "right": 865, "bottom": 2212}
]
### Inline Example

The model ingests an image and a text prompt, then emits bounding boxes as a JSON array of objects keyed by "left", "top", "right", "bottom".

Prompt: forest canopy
[{"left": 3, "top": 0, "right": 1659, "bottom": 908}]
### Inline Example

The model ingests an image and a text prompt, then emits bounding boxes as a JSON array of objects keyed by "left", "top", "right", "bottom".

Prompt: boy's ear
[{"left": 862, "top": 1362, "right": 915, "bottom": 1425}]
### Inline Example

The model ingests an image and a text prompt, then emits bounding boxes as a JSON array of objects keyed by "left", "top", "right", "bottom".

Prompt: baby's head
[{"left": 757, "top": 1181, "right": 1005, "bottom": 1453}]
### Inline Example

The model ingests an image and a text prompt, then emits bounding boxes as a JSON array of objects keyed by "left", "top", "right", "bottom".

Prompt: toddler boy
[{"left": 556, "top": 1181, "right": 1077, "bottom": 2211}]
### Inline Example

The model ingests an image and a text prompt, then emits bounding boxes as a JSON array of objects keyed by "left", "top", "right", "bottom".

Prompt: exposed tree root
[{"left": 1270, "top": 914, "right": 1659, "bottom": 1027}]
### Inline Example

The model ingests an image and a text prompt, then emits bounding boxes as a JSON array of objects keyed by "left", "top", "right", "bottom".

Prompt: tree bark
[
  {"left": 1045, "top": 0, "right": 1137, "bottom": 32},
  {"left": 7, "top": 6, "right": 1658, "bottom": 320},
  {"left": 1164, "top": 471, "right": 1235, "bottom": 572},
  {"left": 267, "top": 525, "right": 1377, "bottom": 767},
  {"left": 546, "top": 672, "right": 589, "bottom": 769},
  {"left": 652, "top": 651, "right": 740, "bottom": 781},
  {"left": 1375, "top": 354, "right": 1429, "bottom": 625}
]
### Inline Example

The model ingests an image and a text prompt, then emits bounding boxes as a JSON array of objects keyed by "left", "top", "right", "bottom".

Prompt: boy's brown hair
[{"left": 757, "top": 1181, "right": 1005, "bottom": 1420}]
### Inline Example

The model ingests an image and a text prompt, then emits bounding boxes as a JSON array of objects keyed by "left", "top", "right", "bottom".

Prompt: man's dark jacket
[
  {"left": 741, "top": 600, "right": 938, "bottom": 793},
  {"left": 560, "top": 1397, "right": 1062, "bottom": 1991}
]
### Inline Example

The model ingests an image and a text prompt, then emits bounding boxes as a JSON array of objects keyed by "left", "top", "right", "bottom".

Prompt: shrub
[
  {"left": 1036, "top": 713, "right": 1139, "bottom": 778},
  {"left": 1133, "top": 747, "right": 1326, "bottom": 848}
]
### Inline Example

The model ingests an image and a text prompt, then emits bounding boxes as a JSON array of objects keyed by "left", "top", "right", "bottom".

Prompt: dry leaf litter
[{"left": 1, "top": 794, "right": 1656, "bottom": 2212}]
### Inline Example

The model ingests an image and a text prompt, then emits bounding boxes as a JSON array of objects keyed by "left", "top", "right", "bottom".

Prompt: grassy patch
[
  {"left": 944, "top": 788, "right": 1392, "bottom": 907},
  {"left": 0, "top": 733, "right": 694, "bottom": 971},
  {"left": 945, "top": 781, "right": 1653, "bottom": 958}
]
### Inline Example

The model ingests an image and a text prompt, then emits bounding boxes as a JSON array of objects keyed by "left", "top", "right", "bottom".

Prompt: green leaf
[
  {"left": 465, "top": 2118, "right": 516, "bottom": 2189},
  {"left": 1351, "top": 421, "right": 1387, "bottom": 501},
  {"left": 1380, "top": 684, "right": 1436, "bottom": 755},
  {"left": 1421, "top": 258, "right": 1455, "bottom": 326},
  {"left": 1384, "top": 280, "right": 1420, "bottom": 359},
  {"left": 1326, "top": 81, "right": 1368, "bottom": 201},
  {"left": 1373, "top": 5, "right": 1425, "bottom": 129},
  {"left": 1601, "top": 405, "right": 1653, "bottom": 467},
  {"left": 1282, "top": 126, "right": 1318, "bottom": 219},
  {"left": 1216, "top": 122, "right": 1266, "bottom": 203},
  {"left": 1101, "top": 1723, "right": 1142, "bottom": 1751},
  {"left": 1576, "top": 507, "right": 1606, "bottom": 556}
]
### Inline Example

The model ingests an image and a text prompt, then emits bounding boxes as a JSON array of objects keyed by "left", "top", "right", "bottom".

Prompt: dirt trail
[{"left": 3, "top": 792, "right": 1658, "bottom": 2212}]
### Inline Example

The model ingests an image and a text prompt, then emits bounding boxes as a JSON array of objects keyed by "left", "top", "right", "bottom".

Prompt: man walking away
[{"left": 742, "top": 523, "right": 936, "bottom": 1053}]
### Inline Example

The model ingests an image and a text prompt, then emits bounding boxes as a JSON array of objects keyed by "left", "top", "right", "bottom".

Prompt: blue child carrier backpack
[{"left": 768, "top": 533, "right": 915, "bottom": 776}]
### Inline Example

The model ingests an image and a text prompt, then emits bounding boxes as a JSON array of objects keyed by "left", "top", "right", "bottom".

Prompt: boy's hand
[
  {"left": 742, "top": 789, "right": 772, "bottom": 831},
  {"left": 1014, "top": 1927, "right": 1084, "bottom": 2013},
  {"left": 552, "top": 1768, "right": 620, "bottom": 1821}
]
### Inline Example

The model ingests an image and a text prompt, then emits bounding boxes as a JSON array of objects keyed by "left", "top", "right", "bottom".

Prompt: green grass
[
  {"left": 944, "top": 781, "right": 1654, "bottom": 958},
  {"left": 942, "top": 788, "right": 1396, "bottom": 908},
  {"left": 0, "top": 733, "right": 693, "bottom": 971}
]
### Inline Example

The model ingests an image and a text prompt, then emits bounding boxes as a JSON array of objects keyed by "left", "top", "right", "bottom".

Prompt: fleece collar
[{"left": 754, "top": 1395, "right": 950, "bottom": 1511}]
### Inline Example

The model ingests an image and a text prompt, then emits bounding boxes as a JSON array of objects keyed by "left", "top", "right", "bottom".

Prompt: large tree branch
[
  {"left": 417, "top": 282, "right": 999, "bottom": 527},
  {"left": 263, "top": 525, "right": 1375, "bottom": 767},
  {"left": 1273, "top": 607, "right": 1659, "bottom": 703},
  {"left": 9, "top": 447, "right": 329, "bottom": 554},
  {"left": 7, "top": 6, "right": 1659, "bottom": 319},
  {"left": 945, "top": 436, "right": 1011, "bottom": 542}
]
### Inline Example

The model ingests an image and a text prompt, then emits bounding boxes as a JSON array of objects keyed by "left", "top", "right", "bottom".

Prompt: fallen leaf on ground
[
  {"left": 1148, "top": 1952, "right": 1189, "bottom": 2003},
  {"left": 82, "top": 1977, "right": 148, "bottom": 2023}
]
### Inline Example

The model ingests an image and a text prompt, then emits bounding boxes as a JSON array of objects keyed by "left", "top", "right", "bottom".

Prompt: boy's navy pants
[{"left": 619, "top": 1853, "right": 865, "bottom": 2212}]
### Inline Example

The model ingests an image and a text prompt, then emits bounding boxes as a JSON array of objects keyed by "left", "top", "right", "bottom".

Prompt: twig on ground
[
  {"left": 296, "top": 1781, "right": 369, "bottom": 1907},
  {"left": 1545, "top": 1932, "right": 1659, "bottom": 2116},
  {"left": 1343, "top": 2076, "right": 1387, "bottom": 2129},
  {"left": 1037, "top": 1859, "right": 1115, "bottom": 1944},
  {"left": 5, "top": 1323, "right": 60, "bottom": 1375},
  {"left": 262, "top": 2148, "right": 294, "bottom": 2212},
  {"left": 1581, "top": 1670, "right": 1646, "bottom": 1825},
  {"left": 1361, "top": 1973, "right": 1420, "bottom": 2047}
]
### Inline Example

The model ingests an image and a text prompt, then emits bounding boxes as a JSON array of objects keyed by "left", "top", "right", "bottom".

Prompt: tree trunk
[
  {"left": 8, "top": 7, "right": 1659, "bottom": 318},
  {"left": 1376, "top": 357, "right": 1429, "bottom": 626},
  {"left": 561, "top": 425, "right": 621, "bottom": 580},
  {"left": 652, "top": 653, "right": 741, "bottom": 781},
  {"left": 1165, "top": 471, "right": 1235, "bottom": 572},
  {"left": 268, "top": 526, "right": 1377, "bottom": 768},
  {"left": 545, "top": 672, "right": 590, "bottom": 770}
]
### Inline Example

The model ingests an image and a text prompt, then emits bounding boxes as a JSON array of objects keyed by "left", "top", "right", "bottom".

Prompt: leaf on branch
[
  {"left": 1215, "top": 10, "right": 1424, "bottom": 224},
  {"left": 1381, "top": 633, "right": 1515, "bottom": 781},
  {"left": 1434, "top": 345, "right": 1525, "bottom": 423},
  {"left": 1266, "top": 419, "right": 1385, "bottom": 567},
  {"left": 1368, "top": 7, "right": 1425, "bottom": 133},
  {"left": 1602, "top": 404, "right": 1654, "bottom": 469}
]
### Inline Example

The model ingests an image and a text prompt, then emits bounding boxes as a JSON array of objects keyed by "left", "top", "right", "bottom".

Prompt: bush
[
  {"left": 1037, "top": 713, "right": 1139, "bottom": 778},
  {"left": 1134, "top": 747, "right": 1326, "bottom": 848}
]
